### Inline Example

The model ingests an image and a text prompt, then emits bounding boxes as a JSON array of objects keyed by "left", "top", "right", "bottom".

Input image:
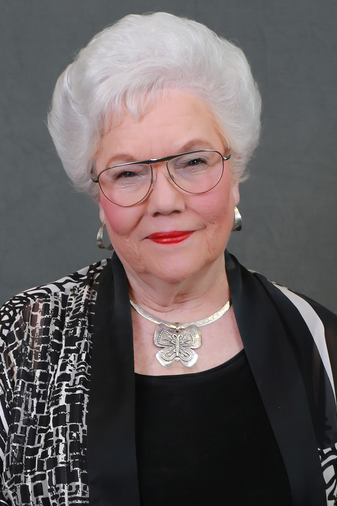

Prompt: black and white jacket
[{"left": 0, "top": 252, "right": 336, "bottom": 506}]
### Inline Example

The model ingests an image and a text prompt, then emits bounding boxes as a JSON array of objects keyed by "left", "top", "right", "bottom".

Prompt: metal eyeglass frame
[{"left": 91, "top": 149, "right": 231, "bottom": 208}]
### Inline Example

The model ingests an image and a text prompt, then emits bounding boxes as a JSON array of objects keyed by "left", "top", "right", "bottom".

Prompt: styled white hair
[{"left": 48, "top": 12, "right": 261, "bottom": 200}]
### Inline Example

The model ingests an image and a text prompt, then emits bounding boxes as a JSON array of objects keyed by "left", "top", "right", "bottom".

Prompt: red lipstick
[{"left": 147, "top": 231, "right": 194, "bottom": 244}]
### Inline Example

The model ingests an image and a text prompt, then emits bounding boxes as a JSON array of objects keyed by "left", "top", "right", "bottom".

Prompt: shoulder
[
  {"left": 251, "top": 269, "right": 337, "bottom": 337},
  {"left": 273, "top": 283, "right": 337, "bottom": 371},
  {"left": 226, "top": 250, "right": 337, "bottom": 324},
  {"left": 251, "top": 270, "right": 337, "bottom": 382},
  {"left": 0, "top": 259, "right": 109, "bottom": 340},
  {"left": 260, "top": 276, "right": 337, "bottom": 333},
  {"left": 1, "top": 258, "right": 109, "bottom": 305}
]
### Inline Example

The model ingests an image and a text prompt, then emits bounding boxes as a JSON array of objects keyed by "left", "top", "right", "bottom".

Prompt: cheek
[
  {"left": 100, "top": 198, "right": 139, "bottom": 238},
  {"left": 200, "top": 176, "right": 235, "bottom": 228},
  {"left": 205, "top": 201, "right": 233, "bottom": 234},
  {"left": 100, "top": 198, "right": 148, "bottom": 272}
]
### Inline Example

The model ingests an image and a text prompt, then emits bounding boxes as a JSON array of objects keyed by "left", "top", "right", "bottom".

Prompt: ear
[
  {"left": 232, "top": 181, "right": 240, "bottom": 207},
  {"left": 99, "top": 202, "right": 105, "bottom": 224}
]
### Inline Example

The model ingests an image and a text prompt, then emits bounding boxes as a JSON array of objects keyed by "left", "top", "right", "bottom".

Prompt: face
[{"left": 96, "top": 90, "right": 240, "bottom": 286}]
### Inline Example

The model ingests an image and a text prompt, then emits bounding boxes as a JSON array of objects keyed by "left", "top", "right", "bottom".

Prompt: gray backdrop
[{"left": 1, "top": 0, "right": 336, "bottom": 312}]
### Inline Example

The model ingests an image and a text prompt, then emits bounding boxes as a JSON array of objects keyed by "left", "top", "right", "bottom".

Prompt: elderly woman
[{"left": 0, "top": 12, "right": 336, "bottom": 506}]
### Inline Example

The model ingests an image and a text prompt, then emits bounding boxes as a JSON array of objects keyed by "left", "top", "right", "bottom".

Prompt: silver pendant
[
  {"left": 154, "top": 324, "right": 201, "bottom": 368},
  {"left": 130, "top": 297, "right": 231, "bottom": 369}
]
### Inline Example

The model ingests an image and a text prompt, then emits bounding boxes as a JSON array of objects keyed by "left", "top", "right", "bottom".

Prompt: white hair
[{"left": 47, "top": 12, "right": 261, "bottom": 200}]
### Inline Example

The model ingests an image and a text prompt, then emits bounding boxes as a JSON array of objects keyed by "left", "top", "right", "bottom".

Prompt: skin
[{"left": 96, "top": 90, "right": 243, "bottom": 374}]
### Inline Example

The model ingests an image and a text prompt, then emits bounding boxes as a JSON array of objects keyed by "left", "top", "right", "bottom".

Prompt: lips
[{"left": 147, "top": 231, "right": 194, "bottom": 244}]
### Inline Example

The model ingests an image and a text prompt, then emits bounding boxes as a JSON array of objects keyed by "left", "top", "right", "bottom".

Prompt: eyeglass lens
[{"left": 98, "top": 150, "right": 224, "bottom": 206}]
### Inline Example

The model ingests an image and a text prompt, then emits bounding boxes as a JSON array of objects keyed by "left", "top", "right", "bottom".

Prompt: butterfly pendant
[{"left": 154, "top": 324, "right": 202, "bottom": 367}]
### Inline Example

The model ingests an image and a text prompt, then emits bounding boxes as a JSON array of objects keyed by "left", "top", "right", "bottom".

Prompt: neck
[{"left": 125, "top": 254, "right": 230, "bottom": 322}]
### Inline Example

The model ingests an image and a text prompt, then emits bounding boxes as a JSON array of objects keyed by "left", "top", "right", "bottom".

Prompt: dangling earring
[
  {"left": 96, "top": 222, "right": 113, "bottom": 250},
  {"left": 231, "top": 207, "right": 242, "bottom": 232}
]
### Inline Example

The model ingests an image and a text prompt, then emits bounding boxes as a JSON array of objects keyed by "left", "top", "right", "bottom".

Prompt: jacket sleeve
[{"left": 0, "top": 297, "right": 20, "bottom": 505}]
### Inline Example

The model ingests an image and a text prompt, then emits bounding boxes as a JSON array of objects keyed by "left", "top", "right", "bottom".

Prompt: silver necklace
[{"left": 130, "top": 299, "right": 232, "bottom": 368}]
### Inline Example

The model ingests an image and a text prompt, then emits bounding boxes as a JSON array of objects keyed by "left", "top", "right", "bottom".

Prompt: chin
[{"left": 147, "top": 252, "right": 218, "bottom": 285}]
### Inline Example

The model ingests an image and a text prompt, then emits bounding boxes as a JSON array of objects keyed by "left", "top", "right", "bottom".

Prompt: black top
[{"left": 135, "top": 350, "right": 292, "bottom": 506}]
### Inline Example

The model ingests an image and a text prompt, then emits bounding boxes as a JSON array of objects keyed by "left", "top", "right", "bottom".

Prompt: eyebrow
[
  {"left": 177, "top": 139, "right": 216, "bottom": 153},
  {"left": 105, "top": 139, "right": 218, "bottom": 168}
]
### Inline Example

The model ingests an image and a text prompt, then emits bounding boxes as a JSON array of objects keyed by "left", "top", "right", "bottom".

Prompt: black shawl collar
[
  {"left": 87, "top": 253, "right": 140, "bottom": 506},
  {"left": 87, "top": 251, "right": 328, "bottom": 505},
  {"left": 225, "top": 252, "right": 328, "bottom": 505}
]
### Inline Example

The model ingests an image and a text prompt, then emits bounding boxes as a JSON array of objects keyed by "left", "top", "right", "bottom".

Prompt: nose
[{"left": 146, "top": 163, "right": 186, "bottom": 215}]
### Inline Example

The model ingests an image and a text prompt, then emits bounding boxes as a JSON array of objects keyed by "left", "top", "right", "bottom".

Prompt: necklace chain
[{"left": 129, "top": 299, "right": 232, "bottom": 329}]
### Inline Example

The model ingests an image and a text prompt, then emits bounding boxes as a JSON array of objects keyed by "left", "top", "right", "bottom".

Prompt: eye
[
  {"left": 172, "top": 155, "right": 208, "bottom": 170},
  {"left": 116, "top": 170, "right": 139, "bottom": 179},
  {"left": 108, "top": 164, "right": 150, "bottom": 182},
  {"left": 187, "top": 157, "right": 207, "bottom": 166}
]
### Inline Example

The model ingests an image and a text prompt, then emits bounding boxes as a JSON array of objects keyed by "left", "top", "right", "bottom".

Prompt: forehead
[{"left": 97, "top": 90, "right": 224, "bottom": 165}]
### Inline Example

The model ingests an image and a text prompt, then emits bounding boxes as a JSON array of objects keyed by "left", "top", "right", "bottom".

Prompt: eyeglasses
[{"left": 91, "top": 149, "right": 231, "bottom": 207}]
